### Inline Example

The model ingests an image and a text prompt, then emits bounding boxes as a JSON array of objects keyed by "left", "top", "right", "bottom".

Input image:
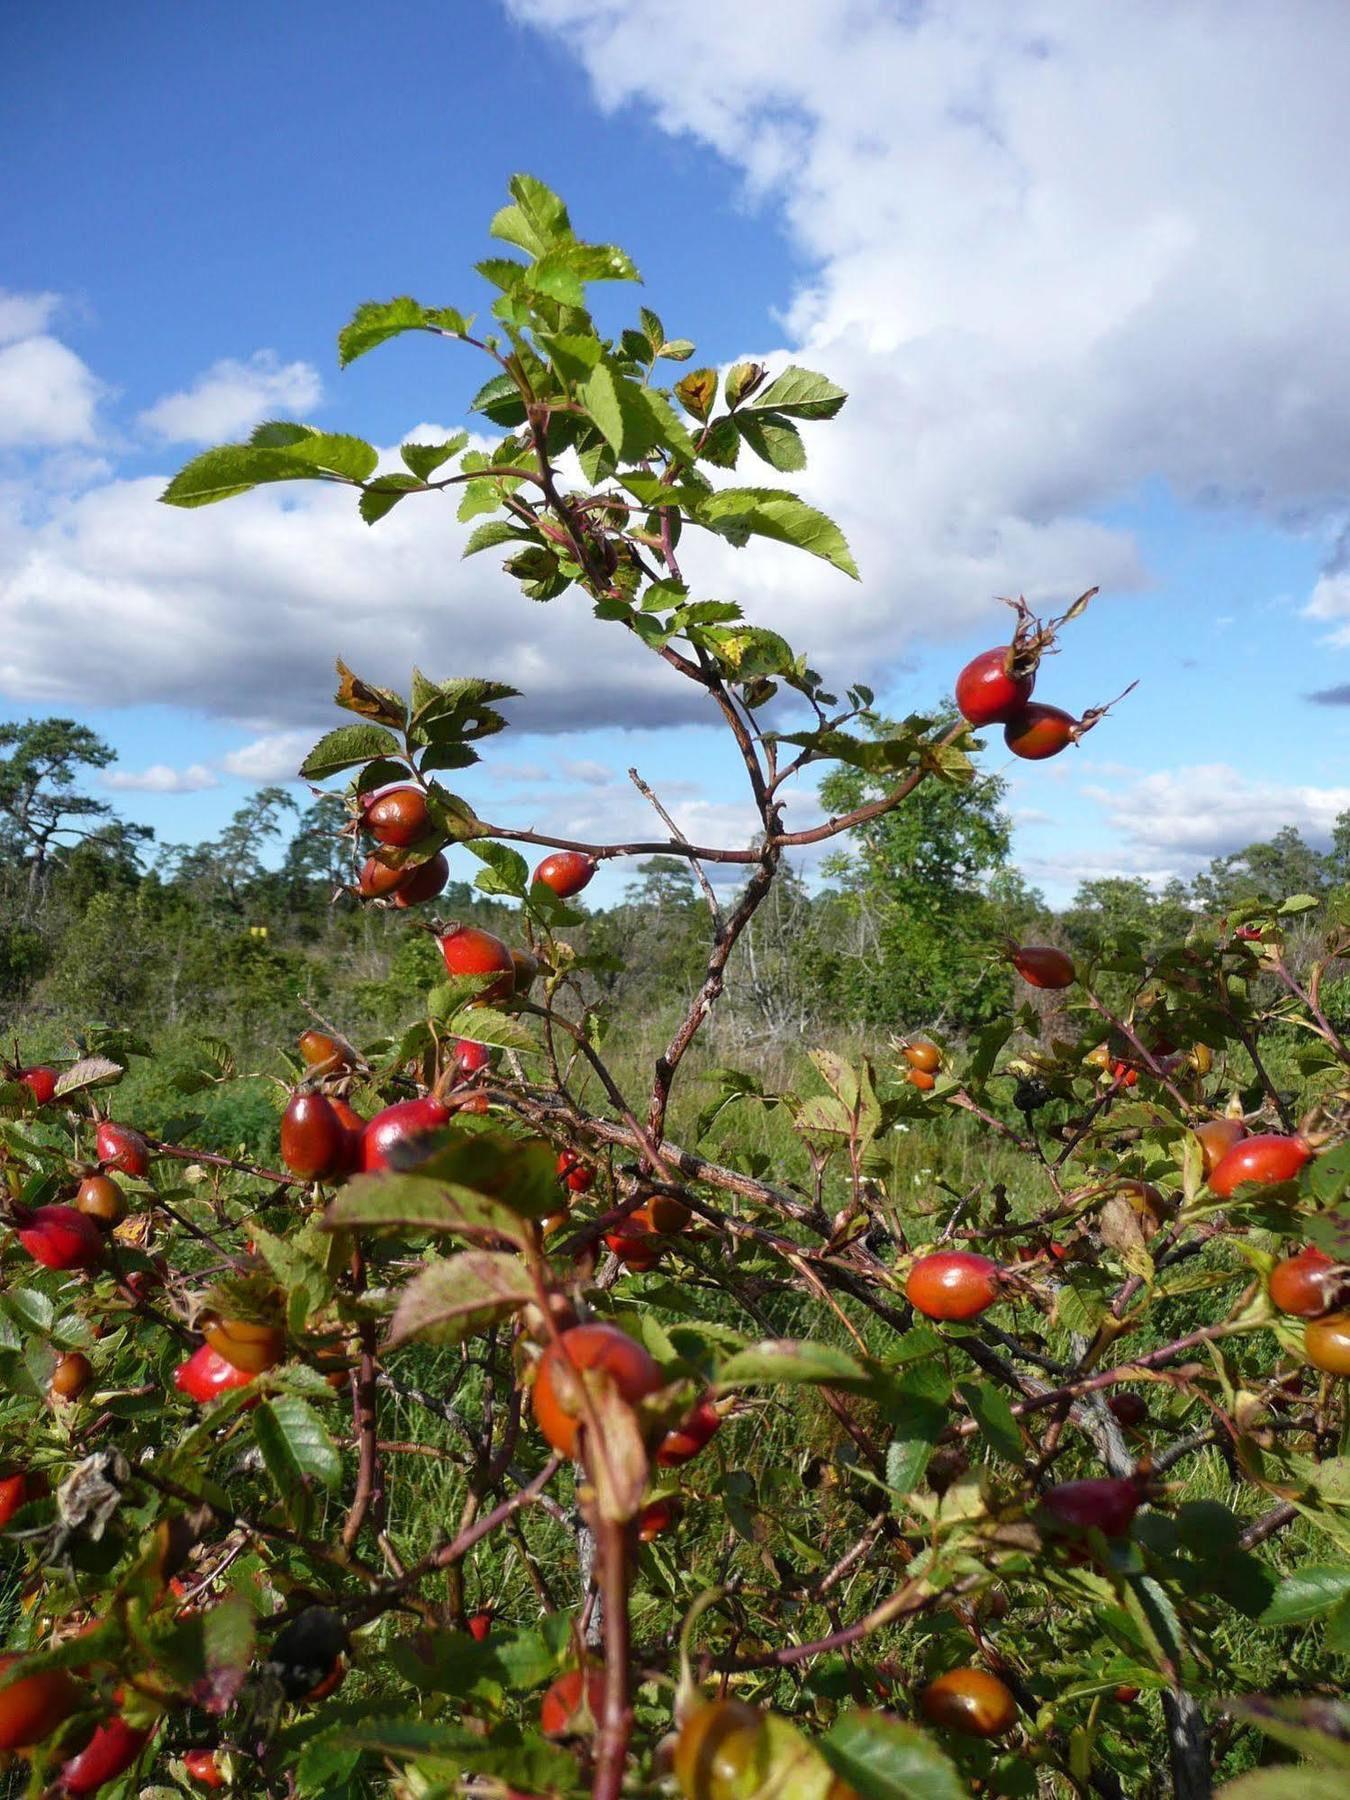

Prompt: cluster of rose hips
[{"left": 955, "top": 629, "right": 1105, "bottom": 759}]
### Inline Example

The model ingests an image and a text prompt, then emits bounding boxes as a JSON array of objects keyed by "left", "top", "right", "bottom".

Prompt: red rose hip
[
  {"left": 906, "top": 1251, "right": 1001, "bottom": 1321},
  {"left": 955, "top": 647, "right": 1035, "bottom": 727}
]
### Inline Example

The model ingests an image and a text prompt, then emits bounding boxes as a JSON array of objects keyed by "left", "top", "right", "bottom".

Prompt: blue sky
[{"left": 4, "top": 0, "right": 1350, "bottom": 906}]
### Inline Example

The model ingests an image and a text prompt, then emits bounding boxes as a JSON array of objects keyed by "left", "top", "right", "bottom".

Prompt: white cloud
[
  {"left": 508, "top": 0, "right": 1350, "bottom": 632},
  {"left": 103, "top": 762, "right": 218, "bottom": 794},
  {"left": 561, "top": 759, "right": 614, "bottom": 785},
  {"left": 221, "top": 730, "right": 317, "bottom": 782},
  {"left": 1305, "top": 571, "right": 1350, "bottom": 648},
  {"left": 1084, "top": 764, "right": 1350, "bottom": 863},
  {"left": 0, "top": 290, "right": 61, "bottom": 347},
  {"left": 138, "top": 352, "right": 323, "bottom": 444},
  {"left": 0, "top": 335, "right": 104, "bottom": 447}
]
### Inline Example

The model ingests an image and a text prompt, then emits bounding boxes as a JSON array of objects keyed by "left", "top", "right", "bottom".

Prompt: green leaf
[
  {"left": 250, "top": 420, "right": 317, "bottom": 447},
  {"left": 160, "top": 445, "right": 327, "bottom": 508},
  {"left": 387, "top": 1251, "right": 536, "bottom": 1349},
  {"left": 462, "top": 520, "right": 532, "bottom": 558},
  {"left": 494, "top": 173, "right": 573, "bottom": 254},
  {"left": 820, "top": 1711, "right": 965, "bottom": 1800},
  {"left": 956, "top": 1380, "right": 1023, "bottom": 1462},
  {"left": 402, "top": 434, "right": 468, "bottom": 481},
  {"left": 444, "top": 1008, "right": 537, "bottom": 1054},
  {"left": 1226, "top": 1696, "right": 1350, "bottom": 1771},
  {"left": 253, "top": 1396, "right": 342, "bottom": 1499},
  {"left": 748, "top": 365, "right": 848, "bottom": 420},
  {"left": 658, "top": 338, "right": 696, "bottom": 361},
  {"left": 692, "top": 487, "right": 858, "bottom": 578},
  {"left": 359, "top": 473, "right": 422, "bottom": 524},
  {"left": 278, "top": 432, "right": 377, "bottom": 481},
  {"left": 738, "top": 412, "right": 807, "bottom": 471},
  {"left": 582, "top": 359, "right": 652, "bottom": 460},
  {"left": 881, "top": 1361, "right": 952, "bottom": 1497},
  {"left": 338, "top": 297, "right": 469, "bottom": 367},
  {"left": 716, "top": 1340, "right": 874, "bottom": 1392},
  {"left": 299, "top": 724, "right": 403, "bottom": 780},
  {"left": 465, "top": 838, "right": 530, "bottom": 897},
  {"left": 1216, "top": 1776, "right": 1348, "bottom": 1799},
  {"left": 1260, "top": 1565, "right": 1350, "bottom": 1625},
  {"left": 323, "top": 1175, "right": 531, "bottom": 1247}
]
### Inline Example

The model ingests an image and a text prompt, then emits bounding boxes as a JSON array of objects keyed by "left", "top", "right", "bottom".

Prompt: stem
[{"left": 591, "top": 1514, "right": 634, "bottom": 1800}]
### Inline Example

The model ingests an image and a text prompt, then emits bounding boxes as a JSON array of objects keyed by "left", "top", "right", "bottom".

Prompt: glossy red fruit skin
[
  {"left": 638, "top": 1497, "right": 678, "bottom": 1541},
  {"left": 174, "top": 1343, "right": 255, "bottom": 1404},
  {"left": 1305, "top": 1313, "right": 1350, "bottom": 1376},
  {"left": 392, "top": 851, "right": 450, "bottom": 908},
  {"left": 905, "top": 1251, "right": 1000, "bottom": 1321},
  {"left": 280, "top": 1092, "right": 349, "bottom": 1181},
  {"left": 0, "top": 1655, "right": 82, "bottom": 1751},
  {"left": 18, "top": 1066, "right": 58, "bottom": 1105},
  {"left": 1209, "top": 1133, "right": 1312, "bottom": 1198},
  {"left": 328, "top": 1098, "right": 366, "bottom": 1172},
  {"left": 360, "top": 1097, "right": 452, "bottom": 1172},
  {"left": 955, "top": 648, "right": 1035, "bottom": 727},
  {"left": 556, "top": 1151, "right": 593, "bottom": 1194},
  {"left": 96, "top": 1121, "right": 150, "bottom": 1179},
  {"left": 656, "top": 1398, "right": 722, "bottom": 1468},
  {"left": 1269, "top": 1248, "right": 1336, "bottom": 1318},
  {"left": 532, "top": 1323, "right": 662, "bottom": 1460},
  {"left": 1011, "top": 945, "right": 1076, "bottom": 989},
  {"left": 357, "top": 855, "right": 409, "bottom": 899},
  {"left": 363, "top": 785, "right": 431, "bottom": 847},
  {"left": 452, "top": 1039, "right": 492, "bottom": 1076},
  {"left": 57, "top": 1711, "right": 152, "bottom": 1794},
  {"left": 540, "top": 1667, "right": 606, "bottom": 1736},
  {"left": 1194, "top": 1118, "right": 1246, "bottom": 1176},
  {"left": 605, "top": 1216, "right": 663, "bottom": 1271},
  {"left": 467, "top": 1612, "right": 492, "bottom": 1643},
  {"left": 1041, "top": 1476, "right": 1142, "bottom": 1537},
  {"left": 920, "top": 1667, "right": 1018, "bottom": 1739},
  {"left": 0, "top": 1474, "right": 23, "bottom": 1527},
  {"left": 1003, "top": 703, "right": 1076, "bottom": 760},
  {"left": 533, "top": 851, "right": 597, "bottom": 899},
  {"left": 16, "top": 1205, "right": 105, "bottom": 1271},
  {"left": 439, "top": 925, "right": 515, "bottom": 1002},
  {"left": 183, "top": 1749, "right": 225, "bottom": 1788}
]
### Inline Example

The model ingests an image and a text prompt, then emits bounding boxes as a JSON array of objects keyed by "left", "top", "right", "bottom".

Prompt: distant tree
[
  {"left": 0, "top": 718, "right": 132, "bottom": 906},
  {"left": 158, "top": 787, "right": 297, "bottom": 914},
  {"left": 1061, "top": 875, "right": 1195, "bottom": 952},
  {"left": 1191, "top": 824, "right": 1328, "bottom": 913},
  {"left": 816, "top": 713, "right": 1029, "bottom": 1031}
]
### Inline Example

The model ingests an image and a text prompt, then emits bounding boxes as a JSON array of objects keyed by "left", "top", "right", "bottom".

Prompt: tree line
[{"left": 3, "top": 714, "right": 1348, "bottom": 1052}]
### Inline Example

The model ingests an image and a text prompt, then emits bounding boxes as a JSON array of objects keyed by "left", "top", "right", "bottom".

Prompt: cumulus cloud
[
  {"left": 0, "top": 333, "right": 104, "bottom": 447},
  {"left": 103, "top": 762, "right": 218, "bottom": 794},
  {"left": 221, "top": 730, "right": 318, "bottom": 782},
  {"left": 138, "top": 352, "right": 323, "bottom": 444},
  {"left": 1082, "top": 764, "right": 1350, "bottom": 863},
  {"left": 0, "top": 290, "right": 62, "bottom": 347},
  {"left": 508, "top": 0, "right": 1350, "bottom": 629}
]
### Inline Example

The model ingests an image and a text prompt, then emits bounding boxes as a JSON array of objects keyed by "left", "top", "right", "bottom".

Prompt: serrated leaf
[
  {"left": 359, "top": 473, "right": 422, "bottom": 524},
  {"left": 748, "top": 365, "right": 848, "bottom": 420},
  {"left": 1260, "top": 1565, "right": 1350, "bottom": 1625},
  {"left": 53, "top": 1056, "right": 122, "bottom": 1098},
  {"left": 463, "top": 520, "right": 531, "bottom": 558},
  {"left": 387, "top": 1252, "right": 534, "bottom": 1348},
  {"left": 401, "top": 434, "right": 468, "bottom": 481},
  {"left": 465, "top": 838, "right": 529, "bottom": 896},
  {"left": 691, "top": 487, "right": 858, "bottom": 577},
  {"left": 299, "top": 724, "right": 403, "bottom": 779},
  {"left": 254, "top": 1396, "right": 342, "bottom": 1500},
  {"left": 738, "top": 412, "right": 807, "bottom": 471},
  {"left": 956, "top": 1379, "right": 1023, "bottom": 1462},
  {"left": 335, "top": 659, "right": 407, "bottom": 726},
  {"left": 279, "top": 432, "right": 378, "bottom": 481},
  {"left": 323, "top": 1175, "right": 532, "bottom": 1246},
  {"left": 338, "top": 297, "right": 469, "bottom": 367},
  {"left": 821, "top": 1710, "right": 965, "bottom": 1800},
  {"left": 160, "top": 445, "right": 326, "bottom": 508},
  {"left": 716, "top": 1340, "right": 873, "bottom": 1391}
]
